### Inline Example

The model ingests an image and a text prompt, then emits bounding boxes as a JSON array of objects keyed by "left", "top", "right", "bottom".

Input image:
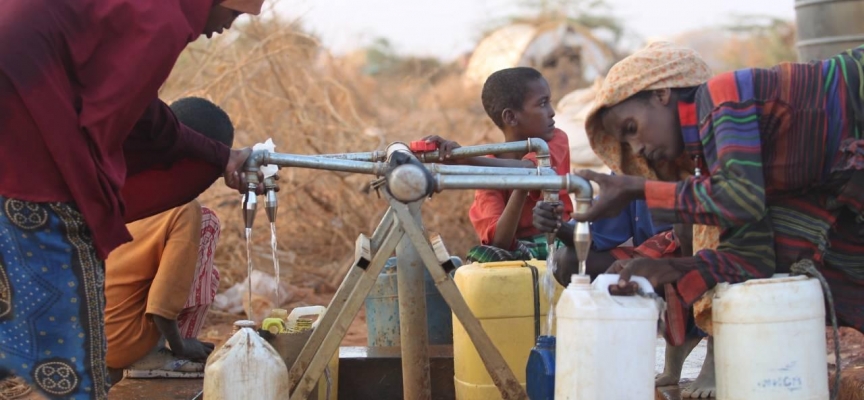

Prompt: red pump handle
[{"left": 409, "top": 140, "right": 439, "bottom": 152}]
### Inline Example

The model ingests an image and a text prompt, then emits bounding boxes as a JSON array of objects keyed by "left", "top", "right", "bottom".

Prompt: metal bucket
[
  {"left": 364, "top": 256, "right": 461, "bottom": 347},
  {"left": 795, "top": 0, "right": 864, "bottom": 61}
]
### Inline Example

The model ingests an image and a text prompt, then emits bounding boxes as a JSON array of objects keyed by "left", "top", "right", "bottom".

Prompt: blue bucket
[{"left": 365, "top": 256, "right": 461, "bottom": 346}]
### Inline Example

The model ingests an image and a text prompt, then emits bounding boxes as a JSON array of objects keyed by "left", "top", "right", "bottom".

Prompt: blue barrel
[
  {"left": 526, "top": 335, "right": 556, "bottom": 400},
  {"left": 365, "top": 256, "right": 461, "bottom": 346}
]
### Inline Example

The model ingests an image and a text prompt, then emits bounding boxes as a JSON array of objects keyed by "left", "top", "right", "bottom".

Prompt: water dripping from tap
[
  {"left": 245, "top": 227, "right": 254, "bottom": 321},
  {"left": 269, "top": 222, "right": 281, "bottom": 306},
  {"left": 544, "top": 242, "right": 556, "bottom": 336}
]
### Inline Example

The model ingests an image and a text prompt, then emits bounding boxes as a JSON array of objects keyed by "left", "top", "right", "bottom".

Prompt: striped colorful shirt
[{"left": 644, "top": 47, "right": 864, "bottom": 318}]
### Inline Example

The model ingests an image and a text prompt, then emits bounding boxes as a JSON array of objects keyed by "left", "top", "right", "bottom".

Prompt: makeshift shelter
[
  {"left": 464, "top": 21, "right": 616, "bottom": 101},
  {"left": 554, "top": 79, "right": 610, "bottom": 175}
]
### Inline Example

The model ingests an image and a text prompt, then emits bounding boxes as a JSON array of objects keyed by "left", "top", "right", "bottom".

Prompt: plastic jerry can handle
[
  {"left": 287, "top": 306, "right": 327, "bottom": 330},
  {"left": 592, "top": 274, "right": 654, "bottom": 296}
]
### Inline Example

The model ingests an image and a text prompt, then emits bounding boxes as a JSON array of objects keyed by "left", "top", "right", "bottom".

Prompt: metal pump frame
[{"left": 241, "top": 140, "right": 592, "bottom": 400}]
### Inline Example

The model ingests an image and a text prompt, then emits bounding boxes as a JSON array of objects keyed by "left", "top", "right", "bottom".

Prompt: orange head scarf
[{"left": 585, "top": 41, "right": 720, "bottom": 253}]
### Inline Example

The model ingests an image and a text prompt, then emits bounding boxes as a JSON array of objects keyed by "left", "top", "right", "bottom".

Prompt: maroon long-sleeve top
[{"left": 0, "top": 0, "right": 230, "bottom": 259}]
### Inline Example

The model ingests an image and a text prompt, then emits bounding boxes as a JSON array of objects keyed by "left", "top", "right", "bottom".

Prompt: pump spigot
[
  {"left": 574, "top": 198, "right": 592, "bottom": 276},
  {"left": 243, "top": 173, "right": 260, "bottom": 230},
  {"left": 264, "top": 177, "right": 278, "bottom": 224}
]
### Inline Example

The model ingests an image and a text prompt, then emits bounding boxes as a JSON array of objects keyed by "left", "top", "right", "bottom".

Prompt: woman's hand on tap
[
  {"left": 224, "top": 147, "right": 253, "bottom": 191},
  {"left": 223, "top": 147, "right": 281, "bottom": 194},
  {"left": 572, "top": 170, "right": 645, "bottom": 222}
]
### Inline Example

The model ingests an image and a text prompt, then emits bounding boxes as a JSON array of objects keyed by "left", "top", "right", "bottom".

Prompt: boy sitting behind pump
[
  {"left": 424, "top": 67, "right": 573, "bottom": 262},
  {"left": 425, "top": 67, "right": 682, "bottom": 272}
]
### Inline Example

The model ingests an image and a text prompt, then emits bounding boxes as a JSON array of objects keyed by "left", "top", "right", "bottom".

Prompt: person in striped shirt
[
  {"left": 581, "top": 41, "right": 864, "bottom": 329},
  {"left": 573, "top": 41, "right": 864, "bottom": 397}
]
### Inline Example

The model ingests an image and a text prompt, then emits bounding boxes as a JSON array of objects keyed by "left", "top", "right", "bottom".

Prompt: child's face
[{"left": 511, "top": 78, "right": 556, "bottom": 141}]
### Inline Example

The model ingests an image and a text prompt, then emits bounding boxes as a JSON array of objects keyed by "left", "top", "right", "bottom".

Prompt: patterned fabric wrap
[
  {"left": 609, "top": 231, "right": 680, "bottom": 260},
  {"left": 606, "top": 232, "right": 706, "bottom": 341},
  {"left": 466, "top": 234, "right": 564, "bottom": 263},
  {"left": 176, "top": 207, "right": 221, "bottom": 339},
  {"left": 0, "top": 196, "right": 109, "bottom": 399}
]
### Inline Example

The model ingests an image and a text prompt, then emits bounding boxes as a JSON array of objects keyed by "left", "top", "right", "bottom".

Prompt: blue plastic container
[
  {"left": 365, "top": 256, "right": 461, "bottom": 346},
  {"left": 526, "top": 335, "right": 556, "bottom": 400}
]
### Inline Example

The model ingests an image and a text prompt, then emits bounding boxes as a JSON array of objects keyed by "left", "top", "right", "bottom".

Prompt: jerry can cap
[
  {"left": 233, "top": 320, "right": 257, "bottom": 329},
  {"left": 570, "top": 274, "right": 590, "bottom": 287}
]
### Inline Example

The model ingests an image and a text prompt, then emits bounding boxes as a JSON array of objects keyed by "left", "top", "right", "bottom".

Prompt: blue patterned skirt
[{"left": 0, "top": 196, "right": 108, "bottom": 399}]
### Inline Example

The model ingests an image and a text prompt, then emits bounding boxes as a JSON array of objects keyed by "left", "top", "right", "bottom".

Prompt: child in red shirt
[{"left": 423, "top": 67, "right": 572, "bottom": 262}]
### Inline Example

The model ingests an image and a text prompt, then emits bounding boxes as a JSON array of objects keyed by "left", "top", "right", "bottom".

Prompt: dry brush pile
[{"left": 160, "top": 18, "right": 499, "bottom": 301}]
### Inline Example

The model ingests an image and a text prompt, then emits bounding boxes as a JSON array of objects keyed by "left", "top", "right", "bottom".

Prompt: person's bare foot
[
  {"left": 681, "top": 337, "right": 716, "bottom": 398},
  {"left": 656, "top": 335, "right": 702, "bottom": 387}
]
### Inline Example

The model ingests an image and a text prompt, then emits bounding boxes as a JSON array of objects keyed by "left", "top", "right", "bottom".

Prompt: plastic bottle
[
  {"left": 204, "top": 320, "right": 289, "bottom": 400},
  {"left": 555, "top": 274, "right": 658, "bottom": 400},
  {"left": 526, "top": 335, "right": 555, "bottom": 400}
]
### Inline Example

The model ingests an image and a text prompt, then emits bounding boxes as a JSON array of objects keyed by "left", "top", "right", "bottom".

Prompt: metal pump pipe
[
  {"left": 413, "top": 138, "right": 551, "bottom": 164},
  {"left": 433, "top": 174, "right": 593, "bottom": 197},
  {"left": 243, "top": 152, "right": 387, "bottom": 228},
  {"left": 317, "top": 151, "right": 386, "bottom": 162},
  {"left": 423, "top": 164, "right": 558, "bottom": 176},
  {"left": 383, "top": 162, "right": 594, "bottom": 202},
  {"left": 244, "top": 151, "right": 390, "bottom": 177},
  {"left": 244, "top": 151, "right": 557, "bottom": 180},
  {"left": 316, "top": 139, "right": 552, "bottom": 164},
  {"left": 312, "top": 141, "right": 414, "bottom": 163},
  {"left": 384, "top": 165, "right": 593, "bottom": 203},
  {"left": 244, "top": 150, "right": 555, "bottom": 178}
]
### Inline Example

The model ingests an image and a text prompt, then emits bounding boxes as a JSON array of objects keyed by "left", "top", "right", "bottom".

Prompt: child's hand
[
  {"left": 533, "top": 201, "right": 564, "bottom": 234},
  {"left": 422, "top": 135, "right": 461, "bottom": 162}
]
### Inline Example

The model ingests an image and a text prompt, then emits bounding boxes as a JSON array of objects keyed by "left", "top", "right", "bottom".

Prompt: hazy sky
[{"left": 274, "top": 0, "right": 796, "bottom": 59}]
